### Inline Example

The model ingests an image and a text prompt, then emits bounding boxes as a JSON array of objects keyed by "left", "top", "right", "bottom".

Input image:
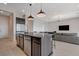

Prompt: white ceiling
[{"left": 0, "top": 3, "right": 79, "bottom": 22}]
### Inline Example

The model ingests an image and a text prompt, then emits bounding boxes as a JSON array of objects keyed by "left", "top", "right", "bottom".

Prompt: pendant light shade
[
  {"left": 37, "top": 9, "right": 46, "bottom": 17},
  {"left": 27, "top": 14, "right": 34, "bottom": 20},
  {"left": 37, "top": 3, "right": 46, "bottom": 17}
]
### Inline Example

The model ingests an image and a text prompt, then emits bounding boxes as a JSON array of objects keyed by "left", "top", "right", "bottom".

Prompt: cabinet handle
[{"left": 25, "top": 39, "right": 31, "bottom": 41}]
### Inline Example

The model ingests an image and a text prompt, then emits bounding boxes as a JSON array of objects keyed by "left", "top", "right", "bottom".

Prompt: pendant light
[
  {"left": 37, "top": 4, "right": 46, "bottom": 17},
  {"left": 27, "top": 4, "right": 34, "bottom": 20}
]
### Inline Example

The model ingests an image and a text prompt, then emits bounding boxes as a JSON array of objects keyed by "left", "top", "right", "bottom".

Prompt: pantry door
[{"left": 0, "top": 15, "right": 9, "bottom": 39}]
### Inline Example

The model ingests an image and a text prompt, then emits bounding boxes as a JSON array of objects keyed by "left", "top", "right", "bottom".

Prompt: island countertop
[
  {"left": 19, "top": 32, "right": 53, "bottom": 38},
  {"left": 16, "top": 32, "right": 53, "bottom": 56}
]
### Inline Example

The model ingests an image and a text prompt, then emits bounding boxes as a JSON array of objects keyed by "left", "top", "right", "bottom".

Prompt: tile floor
[
  {"left": 53, "top": 41, "right": 79, "bottom": 56},
  {"left": 0, "top": 39, "right": 26, "bottom": 56},
  {"left": 0, "top": 39, "right": 79, "bottom": 56}
]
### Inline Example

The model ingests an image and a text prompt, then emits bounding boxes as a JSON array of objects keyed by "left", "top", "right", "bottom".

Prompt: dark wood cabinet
[
  {"left": 16, "top": 35, "right": 20, "bottom": 46},
  {"left": 16, "top": 34, "right": 24, "bottom": 50},
  {"left": 19, "top": 34, "right": 24, "bottom": 50},
  {"left": 31, "top": 37, "right": 41, "bottom": 56},
  {"left": 16, "top": 33, "right": 52, "bottom": 56},
  {"left": 16, "top": 17, "right": 25, "bottom": 24}
]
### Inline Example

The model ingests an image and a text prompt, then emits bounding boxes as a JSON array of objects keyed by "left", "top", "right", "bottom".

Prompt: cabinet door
[
  {"left": 32, "top": 37, "right": 41, "bottom": 56},
  {"left": 27, "top": 39, "right": 31, "bottom": 56},
  {"left": 74, "top": 37, "right": 79, "bottom": 44},
  {"left": 16, "top": 36, "right": 19, "bottom": 46},
  {"left": 24, "top": 36, "right": 31, "bottom": 56},
  {"left": 24, "top": 38, "right": 28, "bottom": 54},
  {"left": 56, "top": 35, "right": 62, "bottom": 41},
  {"left": 32, "top": 42, "right": 40, "bottom": 56},
  {"left": 19, "top": 37, "right": 24, "bottom": 49}
]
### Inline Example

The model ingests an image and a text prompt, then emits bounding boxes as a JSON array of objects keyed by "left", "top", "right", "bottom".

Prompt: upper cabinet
[{"left": 16, "top": 17, "right": 25, "bottom": 32}]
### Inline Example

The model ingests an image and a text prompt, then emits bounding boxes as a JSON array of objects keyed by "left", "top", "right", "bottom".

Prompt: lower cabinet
[
  {"left": 56, "top": 34, "right": 79, "bottom": 45},
  {"left": 74, "top": 37, "right": 79, "bottom": 45},
  {"left": 31, "top": 37, "right": 41, "bottom": 56},
  {"left": 16, "top": 35, "right": 20, "bottom": 46},
  {"left": 19, "top": 37, "right": 24, "bottom": 50},
  {"left": 16, "top": 34, "right": 24, "bottom": 50},
  {"left": 24, "top": 36, "right": 31, "bottom": 56},
  {"left": 24, "top": 36, "right": 41, "bottom": 56},
  {"left": 16, "top": 34, "right": 41, "bottom": 56}
]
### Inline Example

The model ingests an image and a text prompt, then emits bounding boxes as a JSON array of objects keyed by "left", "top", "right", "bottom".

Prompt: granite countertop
[
  {"left": 24, "top": 32, "right": 52, "bottom": 38},
  {"left": 17, "top": 32, "right": 52, "bottom": 38},
  {"left": 56, "top": 33, "right": 77, "bottom": 36}
]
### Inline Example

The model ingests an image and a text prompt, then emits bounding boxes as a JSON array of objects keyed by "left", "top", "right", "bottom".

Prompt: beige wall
[{"left": 0, "top": 15, "right": 13, "bottom": 39}]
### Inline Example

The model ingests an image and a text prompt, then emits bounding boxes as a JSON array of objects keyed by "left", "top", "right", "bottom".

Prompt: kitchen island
[{"left": 16, "top": 32, "right": 53, "bottom": 56}]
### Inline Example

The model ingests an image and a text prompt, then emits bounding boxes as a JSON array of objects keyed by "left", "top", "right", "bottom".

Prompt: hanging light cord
[
  {"left": 41, "top": 3, "right": 42, "bottom": 10},
  {"left": 29, "top": 4, "right": 32, "bottom": 15}
]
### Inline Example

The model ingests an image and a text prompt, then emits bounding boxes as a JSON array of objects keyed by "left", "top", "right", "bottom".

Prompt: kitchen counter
[
  {"left": 56, "top": 33, "right": 79, "bottom": 45},
  {"left": 16, "top": 32, "right": 53, "bottom": 56},
  {"left": 25, "top": 32, "right": 52, "bottom": 38}
]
